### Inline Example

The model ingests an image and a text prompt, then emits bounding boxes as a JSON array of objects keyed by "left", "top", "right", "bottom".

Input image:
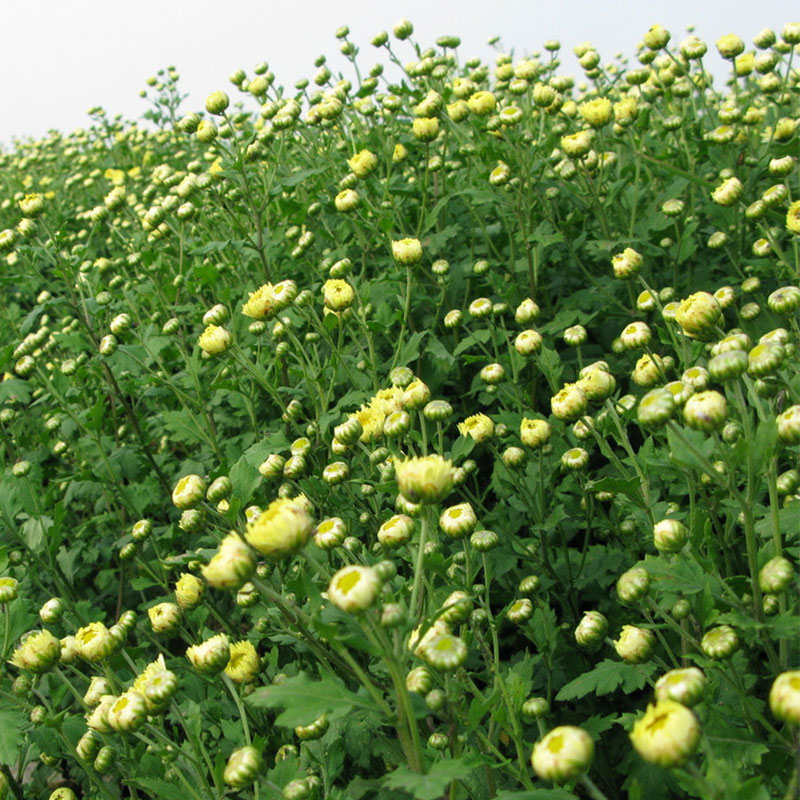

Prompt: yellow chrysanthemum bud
[
  {"left": 172, "top": 473, "right": 206, "bottom": 510},
  {"left": 75, "top": 622, "right": 116, "bottom": 662},
  {"left": 225, "top": 640, "right": 260, "bottom": 683},
  {"left": 327, "top": 565, "right": 381, "bottom": 612},
  {"left": 198, "top": 324, "right": 231, "bottom": 355},
  {"left": 9, "top": 630, "right": 61, "bottom": 673},
  {"left": 202, "top": 533, "right": 256, "bottom": 589},
  {"left": 531, "top": 726, "right": 594, "bottom": 783},
  {"left": 323, "top": 279, "right": 355, "bottom": 311},
  {"left": 394, "top": 455, "right": 454, "bottom": 504},
  {"left": 392, "top": 238, "right": 423, "bottom": 265},
  {"left": 458, "top": 413, "right": 494, "bottom": 442},
  {"left": 769, "top": 671, "right": 800, "bottom": 725},
  {"left": 244, "top": 497, "right": 313, "bottom": 559},
  {"left": 175, "top": 572, "right": 204, "bottom": 609},
  {"left": 348, "top": 149, "right": 378, "bottom": 179},
  {"left": 148, "top": 602, "right": 182, "bottom": 634},
  {"left": 630, "top": 699, "right": 700, "bottom": 767},
  {"left": 186, "top": 632, "right": 230, "bottom": 674},
  {"left": 578, "top": 97, "right": 612, "bottom": 127}
]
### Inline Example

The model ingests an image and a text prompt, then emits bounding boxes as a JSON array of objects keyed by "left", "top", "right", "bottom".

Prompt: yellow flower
[
  {"left": 327, "top": 565, "right": 381, "bottom": 612},
  {"left": 104, "top": 168, "right": 126, "bottom": 185},
  {"left": 531, "top": 726, "right": 594, "bottom": 783},
  {"left": 786, "top": 200, "right": 800, "bottom": 235},
  {"left": 9, "top": 630, "right": 61, "bottom": 673},
  {"left": 147, "top": 602, "right": 181, "bottom": 634},
  {"left": 75, "top": 622, "right": 115, "bottom": 662},
  {"left": 175, "top": 572, "right": 204, "bottom": 609},
  {"left": 131, "top": 654, "right": 168, "bottom": 694},
  {"left": 225, "top": 641, "right": 260, "bottom": 683},
  {"left": 244, "top": 497, "right": 313, "bottom": 559},
  {"left": 242, "top": 283, "right": 276, "bottom": 319},
  {"left": 197, "top": 325, "right": 231, "bottom": 355},
  {"left": 630, "top": 699, "right": 700, "bottom": 767},
  {"left": 412, "top": 117, "right": 439, "bottom": 141},
  {"left": 769, "top": 670, "right": 800, "bottom": 724},
  {"left": 392, "top": 237, "right": 423, "bottom": 265},
  {"left": 323, "top": 279, "right": 355, "bottom": 311},
  {"left": 467, "top": 91, "right": 497, "bottom": 116},
  {"left": 394, "top": 455, "right": 455, "bottom": 504},
  {"left": 186, "top": 633, "right": 230, "bottom": 674},
  {"left": 578, "top": 98, "right": 612, "bottom": 127},
  {"left": 202, "top": 533, "right": 255, "bottom": 589},
  {"left": 520, "top": 418, "right": 551, "bottom": 448},
  {"left": 347, "top": 149, "right": 378, "bottom": 179},
  {"left": 458, "top": 413, "right": 494, "bottom": 442}
]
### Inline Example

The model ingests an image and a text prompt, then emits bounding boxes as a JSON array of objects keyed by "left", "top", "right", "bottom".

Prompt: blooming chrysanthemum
[
  {"left": 225, "top": 641, "right": 260, "bottom": 683},
  {"left": 244, "top": 497, "right": 313, "bottom": 559},
  {"left": 458, "top": 413, "right": 494, "bottom": 442}
]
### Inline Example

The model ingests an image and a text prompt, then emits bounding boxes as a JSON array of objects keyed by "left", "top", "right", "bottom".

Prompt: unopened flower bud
[
  {"left": 769, "top": 671, "right": 800, "bottom": 725},
  {"left": 683, "top": 390, "right": 727, "bottom": 432},
  {"left": 575, "top": 610, "right": 608, "bottom": 649},
  {"left": 224, "top": 745, "right": 262, "bottom": 788},
  {"left": 700, "top": 625, "right": 739, "bottom": 659},
  {"left": 655, "top": 667, "right": 707, "bottom": 706},
  {"left": 617, "top": 566, "right": 650, "bottom": 604},
  {"left": 531, "top": 726, "right": 594, "bottom": 783},
  {"left": 653, "top": 519, "right": 689, "bottom": 553},
  {"left": 758, "top": 556, "right": 793, "bottom": 594},
  {"left": 172, "top": 474, "right": 206, "bottom": 509},
  {"left": 327, "top": 565, "right": 381, "bottom": 612},
  {"left": 615, "top": 625, "right": 655, "bottom": 663},
  {"left": 630, "top": 699, "right": 700, "bottom": 767}
]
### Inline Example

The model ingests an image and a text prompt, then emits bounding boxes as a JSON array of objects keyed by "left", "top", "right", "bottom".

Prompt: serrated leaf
[
  {"left": 395, "top": 330, "right": 428, "bottom": 366},
  {"left": 0, "top": 709, "right": 26, "bottom": 762},
  {"left": 133, "top": 777, "right": 189, "bottom": 800},
  {"left": 245, "top": 672, "right": 380, "bottom": 726},
  {"left": 494, "top": 791, "right": 578, "bottom": 800},
  {"left": 667, "top": 426, "right": 715, "bottom": 475},
  {"left": 453, "top": 328, "right": 491, "bottom": 357},
  {"left": 383, "top": 755, "right": 481, "bottom": 800},
  {"left": 556, "top": 659, "right": 656, "bottom": 701}
]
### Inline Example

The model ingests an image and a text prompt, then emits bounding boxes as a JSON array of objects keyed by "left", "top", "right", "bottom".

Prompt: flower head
[
  {"left": 244, "top": 497, "right": 313, "bottom": 559},
  {"left": 9, "top": 630, "right": 61, "bottom": 673},
  {"left": 225, "top": 641, "right": 260, "bottom": 683},
  {"left": 392, "top": 238, "right": 423, "bottom": 265},
  {"left": 202, "top": 533, "right": 256, "bottom": 589},
  {"left": 531, "top": 726, "right": 594, "bottom": 783},
  {"left": 769, "top": 670, "right": 800, "bottom": 724},
  {"left": 458, "top": 413, "right": 494, "bottom": 443},
  {"left": 186, "top": 633, "right": 231, "bottom": 674},
  {"left": 197, "top": 325, "right": 231, "bottom": 355},
  {"left": 327, "top": 565, "right": 381, "bottom": 612},
  {"left": 630, "top": 699, "right": 700, "bottom": 767},
  {"left": 394, "top": 455, "right": 455, "bottom": 504}
]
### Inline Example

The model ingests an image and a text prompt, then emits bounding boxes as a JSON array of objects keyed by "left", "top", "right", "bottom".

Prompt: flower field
[{"left": 0, "top": 19, "right": 799, "bottom": 800}]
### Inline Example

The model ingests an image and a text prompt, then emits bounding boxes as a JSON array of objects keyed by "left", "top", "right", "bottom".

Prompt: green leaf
[
  {"left": 133, "top": 777, "right": 191, "bottom": 800},
  {"left": 0, "top": 709, "right": 25, "bottom": 762},
  {"left": 395, "top": 331, "right": 428, "bottom": 366},
  {"left": 556, "top": 659, "right": 656, "bottom": 701},
  {"left": 494, "top": 791, "right": 578, "bottom": 800},
  {"left": 453, "top": 329, "right": 491, "bottom": 357},
  {"left": 383, "top": 756, "right": 480, "bottom": 800},
  {"left": 667, "top": 425, "right": 714, "bottom": 474},
  {"left": 245, "top": 672, "right": 380, "bottom": 726}
]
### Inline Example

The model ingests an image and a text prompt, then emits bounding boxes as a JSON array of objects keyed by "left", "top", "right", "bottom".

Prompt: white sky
[{"left": 0, "top": 0, "right": 795, "bottom": 147}]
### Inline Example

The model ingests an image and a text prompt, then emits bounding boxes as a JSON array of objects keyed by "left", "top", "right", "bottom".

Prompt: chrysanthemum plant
[{"left": 0, "top": 18, "right": 799, "bottom": 800}]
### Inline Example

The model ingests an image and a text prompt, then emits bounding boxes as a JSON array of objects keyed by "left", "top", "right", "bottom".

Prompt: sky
[{"left": 0, "top": 0, "right": 796, "bottom": 147}]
